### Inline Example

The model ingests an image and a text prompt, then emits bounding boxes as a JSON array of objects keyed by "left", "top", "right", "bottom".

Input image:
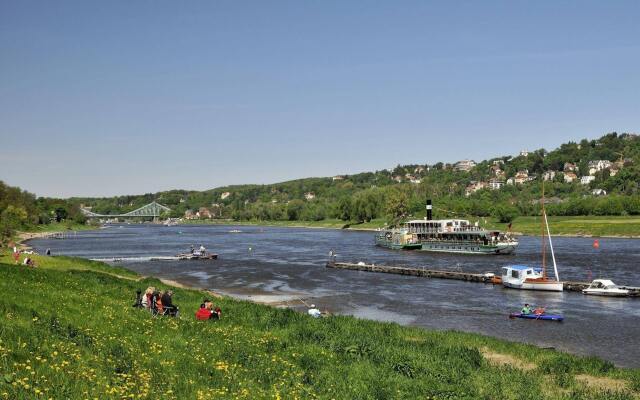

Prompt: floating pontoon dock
[{"left": 326, "top": 262, "right": 639, "bottom": 296}]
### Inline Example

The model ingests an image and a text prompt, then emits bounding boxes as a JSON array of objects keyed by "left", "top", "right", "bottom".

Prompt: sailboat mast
[
  {"left": 541, "top": 183, "right": 547, "bottom": 277},
  {"left": 543, "top": 210, "right": 560, "bottom": 281}
]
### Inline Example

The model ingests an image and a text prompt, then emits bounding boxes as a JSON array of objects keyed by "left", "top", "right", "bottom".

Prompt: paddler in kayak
[{"left": 521, "top": 304, "right": 532, "bottom": 315}]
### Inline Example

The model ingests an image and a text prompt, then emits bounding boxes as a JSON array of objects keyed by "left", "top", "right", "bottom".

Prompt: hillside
[
  {"left": 74, "top": 132, "right": 640, "bottom": 224},
  {"left": 1, "top": 252, "right": 639, "bottom": 399}
]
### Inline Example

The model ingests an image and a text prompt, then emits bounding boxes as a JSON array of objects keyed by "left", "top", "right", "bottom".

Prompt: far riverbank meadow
[
  {"left": 184, "top": 215, "right": 640, "bottom": 238},
  {"left": 1, "top": 240, "right": 639, "bottom": 399}
]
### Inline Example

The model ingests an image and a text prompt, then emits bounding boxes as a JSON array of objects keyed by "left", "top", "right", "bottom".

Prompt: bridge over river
[{"left": 81, "top": 201, "right": 171, "bottom": 218}]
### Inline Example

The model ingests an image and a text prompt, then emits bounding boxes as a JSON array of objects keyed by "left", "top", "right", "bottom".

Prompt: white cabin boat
[
  {"left": 582, "top": 279, "right": 630, "bottom": 297},
  {"left": 501, "top": 265, "right": 564, "bottom": 292}
]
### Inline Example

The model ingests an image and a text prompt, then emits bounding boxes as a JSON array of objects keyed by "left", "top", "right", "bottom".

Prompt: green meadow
[
  {"left": 484, "top": 215, "right": 640, "bottom": 237},
  {"left": 0, "top": 252, "right": 639, "bottom": 399},
  {"left": 185, "top": 215, "right": 640, "bottom": 237}
]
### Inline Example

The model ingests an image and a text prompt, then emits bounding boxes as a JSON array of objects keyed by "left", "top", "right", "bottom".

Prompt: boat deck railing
[{"left": 406, "top": 226, "right": 487, "bottom": 234}]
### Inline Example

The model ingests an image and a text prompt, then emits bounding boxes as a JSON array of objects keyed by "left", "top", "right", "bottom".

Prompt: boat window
[{"left": 511, "top": 270, "right": 519, "bottom": 278}]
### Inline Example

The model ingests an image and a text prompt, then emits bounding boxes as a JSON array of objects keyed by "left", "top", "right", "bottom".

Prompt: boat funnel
[{"left": 426, "top": 199, "right": 432, "bottom": 221}]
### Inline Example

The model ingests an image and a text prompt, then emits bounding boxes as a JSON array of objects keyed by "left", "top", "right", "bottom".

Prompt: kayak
[{"left": 509, "top": 313, "right": 563, "bottom": 322}]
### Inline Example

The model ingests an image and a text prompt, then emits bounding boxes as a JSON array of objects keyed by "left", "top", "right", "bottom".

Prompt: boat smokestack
[{"left": 426, "top": 199, "right": 432, "bottom": 221}]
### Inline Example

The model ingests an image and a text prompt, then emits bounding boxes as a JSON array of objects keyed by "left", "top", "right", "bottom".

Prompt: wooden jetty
[
  {"left": 43, "top": 231, "right": 78, "bottom": 240},
  {"left": 326, "top": 262, "right": 596, "bottom": 293}
]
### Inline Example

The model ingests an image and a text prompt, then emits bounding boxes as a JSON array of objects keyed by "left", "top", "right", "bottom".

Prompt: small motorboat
[
  {"left": 509, "top": 313, "right": 563, "bottom": 322},
  {"left": 582, "top": 279, "right": 630, "bottom": 297},
  {"left": 175, "top": 252, "right": 218, "bottom": 260}
]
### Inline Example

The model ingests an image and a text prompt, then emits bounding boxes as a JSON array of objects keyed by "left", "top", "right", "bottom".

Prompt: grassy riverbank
[
  {"left": 6, "top": 222, "right": 95, "bottom": 245},
  {"left": 485, "top": 216, "right": 640, "bottom": 238},
  {"left": 183, "top": 216, "right": 640, "bottom": 237},
  {"left": 1, "top": 252, "right": 639, "bottom": 399}
]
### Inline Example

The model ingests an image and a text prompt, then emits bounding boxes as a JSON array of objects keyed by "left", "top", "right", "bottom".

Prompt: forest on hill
[
  {"left": 1, "top": 132, "right": 640, "bottom": 242},
  {"left": 76, "top": 132, "right": 640, "bottom": 224}
]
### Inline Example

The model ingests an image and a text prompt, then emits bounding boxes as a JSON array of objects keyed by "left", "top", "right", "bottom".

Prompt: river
[{"left": 28, "top": 224, "right": 640, "bottom": 368}]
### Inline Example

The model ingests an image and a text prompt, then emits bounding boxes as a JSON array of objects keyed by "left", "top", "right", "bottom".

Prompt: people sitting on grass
[
  {"left": 142, "top": 287, "right": 155, "bottom": 309},
  {"left": 195, "top": 299, "right": 221, "bottom": 321},
  {"left": 161, "top": 290, "right": 179, "bottom": 317},
  {"left": 22, "top": 257, "right": 36, "bottom": 268},
  {"left": 152, "top": 289, "right": 163, "bottom": 314},
  {"left": 307, "top": 304, "right": 322, "bottom": 318}
]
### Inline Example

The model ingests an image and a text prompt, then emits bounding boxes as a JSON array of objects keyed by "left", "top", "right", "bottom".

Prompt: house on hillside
[
  {"left": 563, "top": 162, "right": 578, "bottom": 173},
  {"left": 542, "top": 170, "right": 557, "bottom": 181},
  {"left": 488, "top": 179, "right": 504, "bottom": 190},
  {"left": 490, "top": 164, "right": 504, "bottom": 177},
  {"left": 304, "top": 192, "right": 316, "bottom": 200},
  {"left": 197, "top": 207, "right": 213, "bottom": 219},
  {"left": 221, "top": 192, "right": 231, "bottom": 200},
  {"left": 514, "top": 170, "right": 530, "bottom": 184},
  {"left": 580, "top": 176, "right": 596, "bottom": 185},
  {"left": 414, "top": 166, "right": 426, "bottom": 174},
  {"left": 332, "top": 175, "right": 346, "bottom": 181},
  {"left": 404, "top": 174, "right": 421, "bottom": 184},
  {"left": 184, "top": 210, "right": 196, "bottom": 220},
  {"left": 392, "top": 175, "right": 403, "bottom": 183},
  {"left": 588, "top": 160, "right": 612, "bottom": 175},
  {"left": 519, "top": 150, "right": 529, "bottom": 157},
  {"left": 506, "top": 177, "right": 515, "bottom": 185},
  {"left": 563, "top": 172, "right": 578, "bottom": 183},
  {"left": 465, "top": 181, "right": 487, "bottom": 197},
  {"left": 454, "top": 159, "right": 476, "bottom": 172}
]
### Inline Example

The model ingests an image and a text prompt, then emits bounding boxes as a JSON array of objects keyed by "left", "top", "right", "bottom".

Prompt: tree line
[
  {"left": 0, "top": 181, "right": 87, "bottom": 244},
  {"left": 3, "top": 132, "right": 640, "bottom": 233}
]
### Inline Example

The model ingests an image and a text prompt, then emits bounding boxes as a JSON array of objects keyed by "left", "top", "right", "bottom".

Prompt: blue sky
[{"left": 1, "top": 1, "right": 639, "bottom": 197}]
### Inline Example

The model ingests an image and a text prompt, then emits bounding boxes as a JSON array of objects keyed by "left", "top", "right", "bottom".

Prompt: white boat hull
[
  {"left": 503, "top": 281, "right": 564, "bottom": 292},
  {"left": 582, "top": 289, "right": 629, "bottom": 297}
]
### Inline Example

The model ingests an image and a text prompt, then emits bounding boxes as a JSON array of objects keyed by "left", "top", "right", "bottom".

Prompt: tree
[
  {"left": 336, "top": 198, "right": 353, "bottom": 221},
  {"left": 286, "top": 200, "right": 305, "bottom": 221},
  {"left": 54, "top": 207, "right": 68, "bottom": 222},
  {"left": 385, "top": 188, "right": 409, "bottom": 225},
  {"left": 492, "top": 204, "right": 519, "bottom": 223},
  {"left": 0, "top": 205, "right": 28, "bottom": 240},
  {"left": 352, "top": 190, "right": 380, "bottom": 223}
]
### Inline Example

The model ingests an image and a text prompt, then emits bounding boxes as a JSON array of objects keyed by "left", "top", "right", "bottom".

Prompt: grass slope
[{"left": 0, "top": 253, "right": 639, "bottom": 399}]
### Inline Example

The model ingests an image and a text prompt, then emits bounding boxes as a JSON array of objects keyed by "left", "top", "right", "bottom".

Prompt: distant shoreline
[{"left": 178, "top": 218, "right": 640, "bottom": 239}]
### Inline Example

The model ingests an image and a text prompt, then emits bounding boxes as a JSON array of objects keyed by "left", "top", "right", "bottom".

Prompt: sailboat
[{"left": 502, "top": 184, "right": 563, "bottom": 292}]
